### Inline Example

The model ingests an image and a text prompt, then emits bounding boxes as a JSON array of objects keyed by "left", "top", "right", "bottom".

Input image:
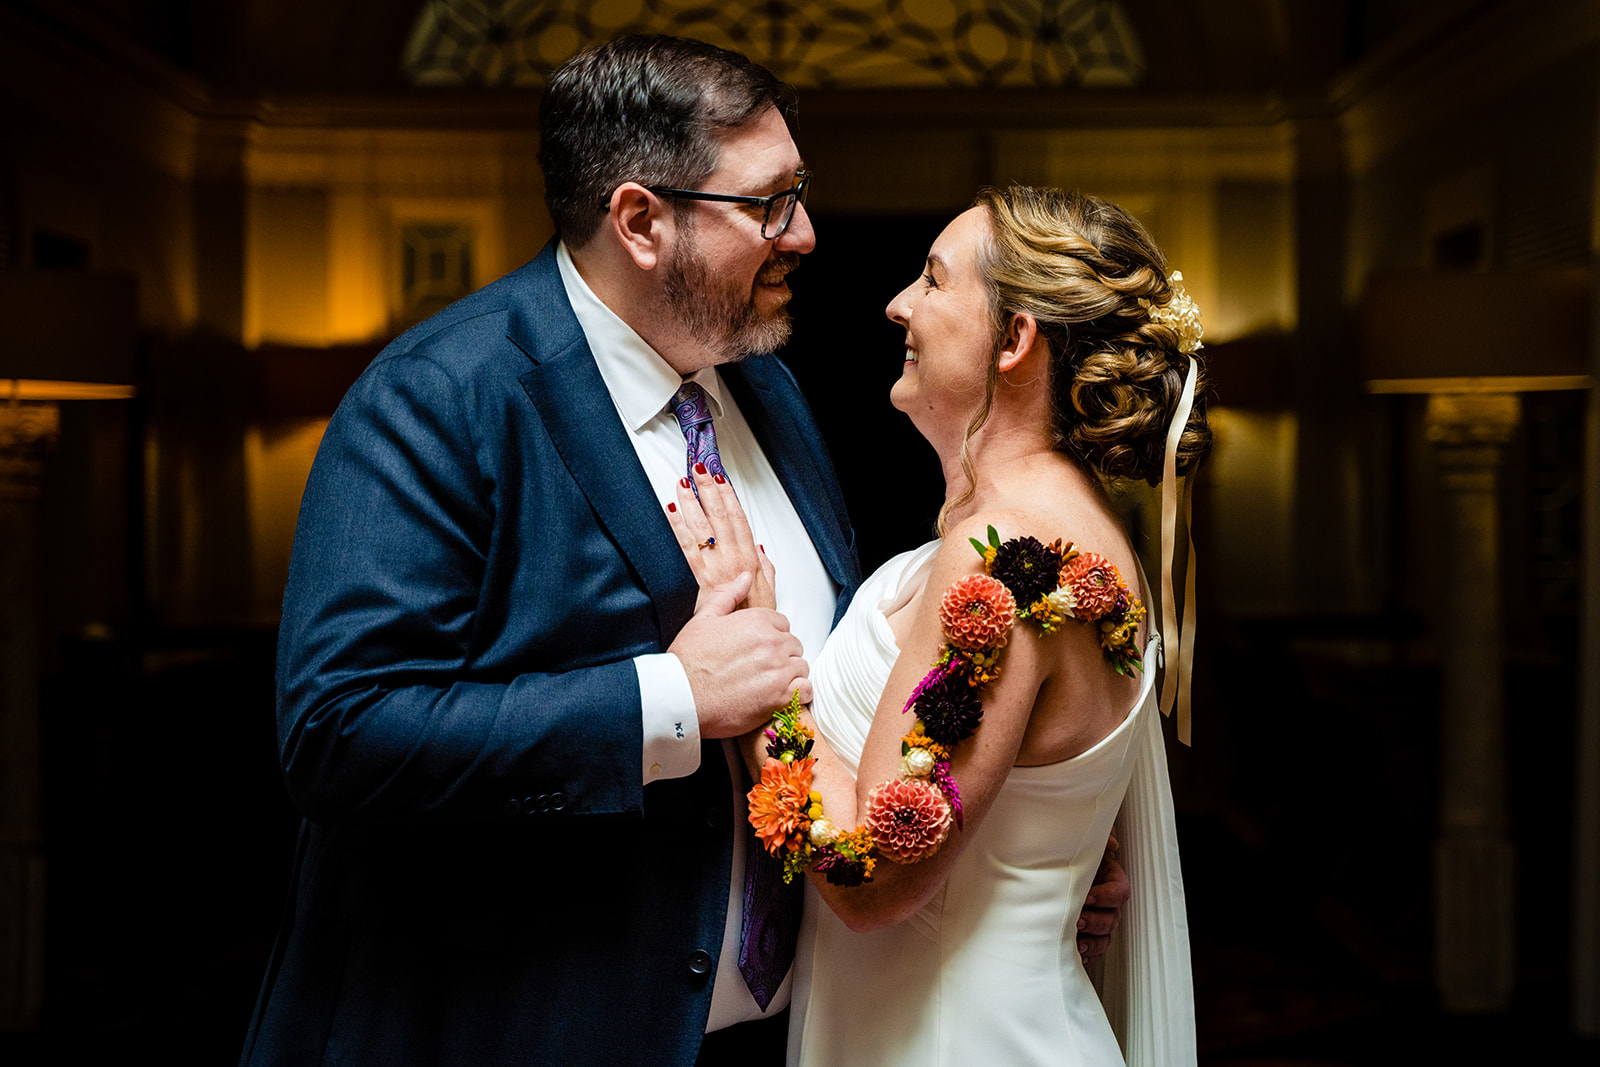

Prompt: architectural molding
[
  {"left": 1334, "top": 0, "right": 1600, "bottom": 176},
  {"left": 0, "top": 401, "right": 61, "bottom": 502}
]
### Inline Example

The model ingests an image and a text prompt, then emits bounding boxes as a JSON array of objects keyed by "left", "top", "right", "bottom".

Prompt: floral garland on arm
[{"left": 748, "top": 527, "right": 1146, "bottom": 887}]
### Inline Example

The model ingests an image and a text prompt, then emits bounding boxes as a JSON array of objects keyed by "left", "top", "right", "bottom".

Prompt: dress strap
[{"left": 1157, "top": 356, "right": 1199, "bottom": 745}]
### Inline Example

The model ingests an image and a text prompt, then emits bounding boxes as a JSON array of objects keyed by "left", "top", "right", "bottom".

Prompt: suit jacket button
[
  {"left": 522, "top": 796, "right": 538, "bottom": 815},
  {"left": 688, "top": 949, "right": 714, "bottom": 976},
  {"left": 549, "top": 792, "right": 567, "bottom": 812},
  {"left": 503, "top": 798, "right": 522, "bottom": 816}
]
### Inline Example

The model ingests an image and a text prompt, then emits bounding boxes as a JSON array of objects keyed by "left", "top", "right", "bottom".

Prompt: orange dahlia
[
  {"left": 1061, "top": 552, "right": 1123, "bottom": 621},
  {"left": 865, "top": 777, "right": 953, "bottom": 864},
  {"left": 747, "top": 757, "right": 815, "bottom": 854},
  {"left": 938, "top": 574, "right": 1016, "bottom": 651}
]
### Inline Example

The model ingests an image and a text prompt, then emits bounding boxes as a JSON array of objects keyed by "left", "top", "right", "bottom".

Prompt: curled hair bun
[{"left": 974, "top": 186, "right": 1212, "bottom": 484}]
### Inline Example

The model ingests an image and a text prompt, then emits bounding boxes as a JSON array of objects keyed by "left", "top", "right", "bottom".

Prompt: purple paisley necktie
[
  {"left": 670, "top": 382, "right": 731, "bottom": 490},
  {"left": 668, "top": 380, "right": 799, "bottom": 1011}
]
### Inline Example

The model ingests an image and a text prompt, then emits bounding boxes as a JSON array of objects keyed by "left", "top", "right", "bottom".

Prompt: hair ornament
[{"left": 1139, "top": 271, "right": 1204, "bottom": 354}]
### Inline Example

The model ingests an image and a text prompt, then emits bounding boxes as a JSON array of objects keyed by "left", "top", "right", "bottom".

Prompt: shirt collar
[{"left": 556, "top": 241, "right": 727, "bottom": 430}]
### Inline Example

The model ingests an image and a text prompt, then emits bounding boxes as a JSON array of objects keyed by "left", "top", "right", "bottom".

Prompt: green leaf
[
  {"left": 987, "top": 524, "right": 1001, "bottom": 549},
  {"left": 969, "top": 536, "right": 988, "bottom": 557}
]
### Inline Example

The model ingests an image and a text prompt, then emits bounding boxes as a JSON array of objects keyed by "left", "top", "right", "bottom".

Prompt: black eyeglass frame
[{"left": 600, "top": 171, "right": 811, "bottom": 240}]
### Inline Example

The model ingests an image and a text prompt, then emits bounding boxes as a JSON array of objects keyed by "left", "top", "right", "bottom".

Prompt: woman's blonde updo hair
[{"left": 973, "top": 185, "right": 1212, "bottom": 484}]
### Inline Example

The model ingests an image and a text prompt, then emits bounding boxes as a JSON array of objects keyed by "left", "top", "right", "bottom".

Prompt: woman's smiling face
[{"left": 885, "top": 207, "right": 999, "bottom": 442}]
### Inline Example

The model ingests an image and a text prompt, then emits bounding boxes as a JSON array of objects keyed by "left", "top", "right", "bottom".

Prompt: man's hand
[
  {"left": 1079, "top": 830, "right": 1130, "bottom": 964},
  {"left": 670, "top": 572, "right": 811, "bottom": 738}
]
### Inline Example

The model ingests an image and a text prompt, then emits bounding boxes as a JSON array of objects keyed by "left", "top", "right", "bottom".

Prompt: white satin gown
[{"left": 787, "top": 541, "right": 1196, "bottom": 1066}]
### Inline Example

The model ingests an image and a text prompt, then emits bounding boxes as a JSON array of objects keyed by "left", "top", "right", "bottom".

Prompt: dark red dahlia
[
  {"left": 990, "top": 535, "right": 1064, "bottom": 609},
  {"left": 912, "top": 671, "right": 984, "bottom": 747}
]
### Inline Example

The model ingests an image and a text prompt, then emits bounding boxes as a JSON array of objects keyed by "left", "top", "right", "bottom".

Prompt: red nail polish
[
  {"left": 759, "top": 545, "right": 765, "bottom": 553},
  {"left": 680, "top": 477, "right": 690, "bottom": 488},
  {"left": 713, "top": 473, "right": 725, "bottom": 484},
  {"left": 694, "top": 462, "right": 708, "bottom": 476},
  {"left": 667, "top": 502, "right": 676, "bottom": 513}
]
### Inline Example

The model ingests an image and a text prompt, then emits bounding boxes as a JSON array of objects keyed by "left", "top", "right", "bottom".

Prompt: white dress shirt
[{"left": 556, "top": 243, "right": 837, "bottom": 1028}]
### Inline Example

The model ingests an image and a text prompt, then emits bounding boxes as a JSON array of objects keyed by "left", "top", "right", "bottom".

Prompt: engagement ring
[{"left": 698, "top": 538, "right": 717, "bottom": 550}]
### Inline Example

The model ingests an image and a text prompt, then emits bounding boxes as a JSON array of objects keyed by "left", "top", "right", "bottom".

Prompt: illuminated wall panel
[
  {"left": 244, "top": 418, "right": 330, "bottom": 626},
  {"left": 1206, "top": 408, "right": 1298, "bottom": 615},
  {"left": 249, "top": 188, "right": 330, "bottom": 346}
]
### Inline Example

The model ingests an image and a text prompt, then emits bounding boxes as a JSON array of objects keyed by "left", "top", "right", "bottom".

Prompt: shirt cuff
[{"left": 637, "top": 652, "right": 702, "bottom": 784}]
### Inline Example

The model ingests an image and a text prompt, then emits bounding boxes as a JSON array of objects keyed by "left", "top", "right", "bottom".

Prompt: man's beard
[{"left": 663, "top": 229, "right": 798, "bottom": 363}]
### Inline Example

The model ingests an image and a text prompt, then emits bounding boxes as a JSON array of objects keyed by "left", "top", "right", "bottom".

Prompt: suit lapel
[
  {"left": 722, "top": 358, "right": 858, "bottom": 594},
  {"left": 512, "top": 247, "right": 698, "bottom": 642}
]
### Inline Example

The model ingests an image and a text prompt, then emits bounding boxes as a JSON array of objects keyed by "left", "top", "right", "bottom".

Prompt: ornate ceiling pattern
[{"left": 400, "top": 0, "right": 1146, "bottom": 89}]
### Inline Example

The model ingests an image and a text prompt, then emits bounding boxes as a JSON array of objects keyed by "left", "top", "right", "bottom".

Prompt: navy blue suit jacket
[{"left": 242, "top": 242, "right": 859, "bottom": 1066}]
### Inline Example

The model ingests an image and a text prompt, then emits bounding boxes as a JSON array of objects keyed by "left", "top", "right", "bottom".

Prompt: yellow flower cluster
[
  {"left": 1022, "top": 599, "right": 1065, "bottom": 633},
  {"left": 833, "top": 828, "right": 877, "bottom": 881},
  {"left": 902, "top": 732, "right": 951, "bottom": 762},
  {"left": 965, "top": 648, "right": 1003, "bottom": 686},
  {"left": 1100, "top": 599, "right": 1145, "bottom": 650}
]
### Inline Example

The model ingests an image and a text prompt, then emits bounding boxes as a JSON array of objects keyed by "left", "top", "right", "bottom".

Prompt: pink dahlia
[
  {"left": 865, "top": 777, "right": 953, "bottom": 864},
  {"left": 939, "top": 574, "right": 1016, "bottom": 651},
  {"left": 748, "top": 757, "right": 815, "bottom": 854},
  {"left": 1061, "top": 552, "right": 1123, "bottom": 621}
]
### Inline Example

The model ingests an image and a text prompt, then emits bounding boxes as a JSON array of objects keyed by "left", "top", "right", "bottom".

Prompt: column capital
[
  {"left": 0, "top": 401, "right": 61, "bottom": 500},
  {"left": 1424, "top": 392, "right": 1521, "bottom": 447}
]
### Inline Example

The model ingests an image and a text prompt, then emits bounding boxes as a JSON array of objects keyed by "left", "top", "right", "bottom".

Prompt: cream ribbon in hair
[{"left": 1158, "top": 356, "right": 1198, "bottom": 745}]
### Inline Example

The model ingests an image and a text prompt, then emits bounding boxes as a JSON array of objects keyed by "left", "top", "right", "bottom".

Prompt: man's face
[{"left": 661, "top": 106, "right": 816, "bottom": 366}]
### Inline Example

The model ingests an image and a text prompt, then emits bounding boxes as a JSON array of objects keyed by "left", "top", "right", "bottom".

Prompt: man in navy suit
[{"left": 241, "top": 35, "right": 859, "bottom": 1065}]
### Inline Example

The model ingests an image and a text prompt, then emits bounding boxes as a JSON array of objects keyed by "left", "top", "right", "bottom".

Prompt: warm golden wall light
[
  {"left": 1368, "top": 375, "right": 1592, "bottom": 395},
  {"left": 4, "top": 378, "right": 137, "bottom": 400}
]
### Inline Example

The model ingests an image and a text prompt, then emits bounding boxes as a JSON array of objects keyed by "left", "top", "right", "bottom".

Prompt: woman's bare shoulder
[
  {"left": 948, "top": 489, "right": 1142, "bottom": 604},
  {"left": 947, "top": 492, "right": 1124, "bottom": 559}
]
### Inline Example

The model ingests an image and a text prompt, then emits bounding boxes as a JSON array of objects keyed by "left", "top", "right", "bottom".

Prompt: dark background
[{"left": 4, "top": 1, "right": 1600, "bottom": 1063}]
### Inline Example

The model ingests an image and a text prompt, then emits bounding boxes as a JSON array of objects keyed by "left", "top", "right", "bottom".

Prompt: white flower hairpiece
[{"left": 1139, "top": 270, "right": 1204, "bottom": 354}]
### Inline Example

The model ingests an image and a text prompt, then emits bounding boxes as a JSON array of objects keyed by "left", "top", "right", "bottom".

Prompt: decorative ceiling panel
[{"left": 401, "top": 0, "right": 1145, "bottom": 89}]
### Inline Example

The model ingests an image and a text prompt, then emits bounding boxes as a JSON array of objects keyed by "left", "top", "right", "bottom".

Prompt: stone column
[
  {"left": 1579, "top": 380, "right": 1600, "bottom": 1035},
  {"left": 1425, "top": 391, "right": 1519, "bottom": 1012},
  {"left": 0, "top": 398, "right": 57, "bottom": 1029}
]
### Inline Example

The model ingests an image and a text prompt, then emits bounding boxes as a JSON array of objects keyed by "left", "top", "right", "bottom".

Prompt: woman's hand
[{"left": 665, "top": 464, "right": 777, "bottom": 610}]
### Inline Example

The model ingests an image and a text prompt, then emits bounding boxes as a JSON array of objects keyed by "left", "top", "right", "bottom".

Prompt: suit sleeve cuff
[{"left": 637, "top": 653, "right": 702, "bottom": 784}]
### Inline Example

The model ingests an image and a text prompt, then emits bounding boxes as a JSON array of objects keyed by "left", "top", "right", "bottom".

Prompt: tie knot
[
  {"left": 669, "top": 380, "right": 731, "bottom": 489},
  {"left": 671, "top": 382, "right": 712, "bottom": 431}
]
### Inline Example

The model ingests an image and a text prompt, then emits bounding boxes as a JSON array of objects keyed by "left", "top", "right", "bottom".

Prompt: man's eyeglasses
[{"left": 601, "top": 171, "right": 811, "bottom": 240}]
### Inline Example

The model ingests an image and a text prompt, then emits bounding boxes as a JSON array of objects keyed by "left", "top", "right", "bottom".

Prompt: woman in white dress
[{"left": 670, "top": 186, "right": 1207, "bottom": 1065}]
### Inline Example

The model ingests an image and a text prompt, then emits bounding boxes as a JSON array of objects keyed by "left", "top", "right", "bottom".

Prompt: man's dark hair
[{"left": 539, "top": 34, "right": 797, "bottom": 247}]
